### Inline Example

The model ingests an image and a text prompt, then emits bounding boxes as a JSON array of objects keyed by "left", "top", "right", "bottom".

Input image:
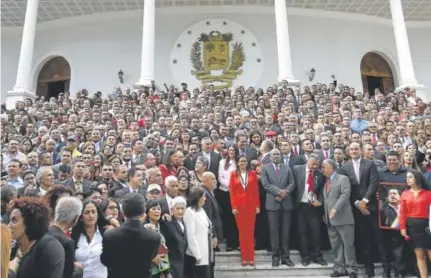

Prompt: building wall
[{"left": 1, "top": 6, "right": 430, "bottom": 99}]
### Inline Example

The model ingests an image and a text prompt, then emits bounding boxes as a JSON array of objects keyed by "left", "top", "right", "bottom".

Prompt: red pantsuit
[{"left": 229, "top": 170, "right": 260, "bottom": 262}]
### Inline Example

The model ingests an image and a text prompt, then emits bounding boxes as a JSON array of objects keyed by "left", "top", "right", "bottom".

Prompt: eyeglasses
[{"left": 107, "top": 206, "right": 119, "bottom": 210}]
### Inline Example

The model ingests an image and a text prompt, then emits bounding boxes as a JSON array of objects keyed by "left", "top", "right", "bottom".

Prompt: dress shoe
[
  {"left": 249, "top": 261, "right": 255, "bottom": 266},
  {"left": 313, "top": 258, "right": 328, "bottom": 266},
  {"left": 301, "top": 258, "right": 311, "bottom": 266},
  {"left": 226, "top": 247, "right": 233, "bottom": 252},
  {"left": 241, "top": 261, "right": 248, "bottom": 267},
  {"left": 329, "top": 271, "right": 349, "bottom": 277},
  {"left": 281, "top": 258, "right": 295, "bottom": 267},
  {"left": 272, "top": 259, "right": 280, "bottom": 267},
  {"left": 349, "top": 272, "right": 357, "bottom": 278},
  {"left": 365, "top": 267, "right": 375, "bottom": 278}
]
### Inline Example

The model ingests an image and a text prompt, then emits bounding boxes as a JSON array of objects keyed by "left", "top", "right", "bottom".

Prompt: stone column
[
  {"left": 137, "top": 0, "right": 155, "bottom": 87},
  {"left": 274, "top": 0, "right": 300, "bottom": 85},
  {"left": 6, "top": 0, "right": 39, "bottom": 108},
  {"left": 389, "top": 0, "right": 425, "bottom": 95}
]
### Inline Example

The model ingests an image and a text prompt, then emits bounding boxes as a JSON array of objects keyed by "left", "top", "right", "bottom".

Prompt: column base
[
  {"left": 396, "top": 83, "right": 428, "bottom": 102},
  {"left": 134, "top": 78, "right": 154, "bottom": 89},
  {"left": 5, "top": 90, "right": 35, "bottom": 109},
  {"left": 277, "top": 78, "right": 301, "bottom": 87}
]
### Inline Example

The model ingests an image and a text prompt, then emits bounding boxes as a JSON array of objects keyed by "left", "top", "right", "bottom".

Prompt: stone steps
[{"left": 214, "top": 250, "right": 384, "bottom": 278}]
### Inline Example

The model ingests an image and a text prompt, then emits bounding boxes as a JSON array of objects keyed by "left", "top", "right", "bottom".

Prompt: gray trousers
[
  {"left": 267, "top": 210, "right": 291, "bottom": 260},
  {"left": 327, "top": 224, "right": 358, "bottom": 274}
]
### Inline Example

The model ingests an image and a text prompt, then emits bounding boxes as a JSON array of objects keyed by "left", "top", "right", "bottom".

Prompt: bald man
[{"left": 339, "top": 142, "right": 388, "bottom": 276}]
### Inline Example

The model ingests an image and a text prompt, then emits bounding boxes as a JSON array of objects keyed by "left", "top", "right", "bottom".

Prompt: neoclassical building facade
[{"left": 1, "top": 0, "right": 430, "bottom": 106}]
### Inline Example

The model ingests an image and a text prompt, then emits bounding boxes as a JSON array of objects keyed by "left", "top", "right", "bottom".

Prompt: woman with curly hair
[
  {"left": 8, "top": 197, "right": 65, "bottom": 278},
  {"left": 41, "top": 185, "right": 73, "bottom": 224}
]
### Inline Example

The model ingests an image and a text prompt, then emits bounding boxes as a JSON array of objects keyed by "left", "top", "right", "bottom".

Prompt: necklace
[{"left": 20, "top": 240, "right": 36, "bottom": 258}]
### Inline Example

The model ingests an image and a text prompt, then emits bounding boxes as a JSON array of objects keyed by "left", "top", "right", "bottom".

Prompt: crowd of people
[{"left": 1, "top": 79, "right": 431, "bottom": 278}]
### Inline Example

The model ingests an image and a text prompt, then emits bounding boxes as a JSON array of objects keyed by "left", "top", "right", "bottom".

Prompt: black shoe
[
  {"left": 381, "top": 269, "right": 391, "bottom": 278},
  {"left": 226, "top": 247, "right": 233, "bottom": 252},
  {"left": 329, "top": 271, "right": 349, "bottom": 277},
  {"left": 272, "top": 259, "right": 280, "bottom": 267},
  {"left": 366, "top": 267, "right": 375, "bottom": 278},
  {"left": 313, "top": 258, "right": 328, "bottom": 266},
  {"left": 302, "top": 257, "right": 311, "bottom": 266},
  {"left": 349, "top": 273, "right": 357, "bottom": 278},
  {"left": 281, "top": 258, "right": 295, "bottom": 267}
]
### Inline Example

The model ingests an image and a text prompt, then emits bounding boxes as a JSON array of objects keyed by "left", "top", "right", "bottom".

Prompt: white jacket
[
  {"left": 184, "top": 207, "right": 211, "bottom": 266},
  {"left": 218, "top": 159, "right": 236, "bottom": 192}
]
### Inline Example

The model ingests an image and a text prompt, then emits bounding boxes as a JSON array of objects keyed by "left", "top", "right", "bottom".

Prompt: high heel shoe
[
  {"left": 249, "top": 261, "right": 255, "bottom": 266},
  {"left": 241, "top": 261, "right": 248, "bottom": 266}
]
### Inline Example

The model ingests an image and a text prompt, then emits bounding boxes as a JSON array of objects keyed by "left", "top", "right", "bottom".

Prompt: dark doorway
[
  {"left": 47, "top": 81, "right": 66, "bottom": 99},
  {"left": 366, "top": 76, "right": 383, "bottom": 97}
]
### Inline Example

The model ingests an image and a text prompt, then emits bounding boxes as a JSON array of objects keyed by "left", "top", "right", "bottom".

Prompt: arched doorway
[
  {"left": 360, "top": 52, "right": 395, "bottom": 96},
  {"left": 36, "top": 57, "right": 71, "bottom": 99}
]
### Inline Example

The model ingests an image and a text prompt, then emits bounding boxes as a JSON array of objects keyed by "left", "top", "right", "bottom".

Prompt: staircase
[{"left": 215, "top": 250, "right": 384, "bottom": 278}]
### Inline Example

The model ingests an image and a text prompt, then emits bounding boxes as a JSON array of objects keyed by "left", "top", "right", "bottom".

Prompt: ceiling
[{"left": 1, "top": 0, "right": 431, "bottom": 27}]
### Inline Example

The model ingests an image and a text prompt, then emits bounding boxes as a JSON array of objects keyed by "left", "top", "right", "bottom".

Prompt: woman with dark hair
[
  {"left": 107, "top": 155, "right": 122, "bottom": 171},
  {"left": 91, "top": 154, "right": 104, "bottom": 181},
  {"left": 400, "top": 169, "right": 431, "bottom": 278},
  {"left": 229, "top": 154, "right": 260, "bottom": 266},
  {"left": 21, "top": 138, "right": 34, "bottom": 155},
  {"left": 217, "top": 145, "right": 239, "bottom": 251},
  {"left": 180, "top": 130, "right": 191, "bottom": 155},
  {"left": 71, "top": 199, "right": 114, "bottom": 278},
  {"left": 177, "top": 174, "right": 190, "bottom": 199},
  {"left": 249, "top": 131, "right": 263, "bottom": 152},
  {"left": 42, "top": 185, "right": 73, "bottom": 223},
  {"left": 144, "top": 199, "right": 171, "bottom": 278},
  {"left": 184, "top": 186, "right": 212, "bottom": 278},
  {"left": 8, "top": 197, "right": 65, "bottom": 278},
  {"left": 160, "top": 149, "right": 179, "bottom": 185},
  {"left": 100, "top": 198, "right": 121, "bottom": 222}
]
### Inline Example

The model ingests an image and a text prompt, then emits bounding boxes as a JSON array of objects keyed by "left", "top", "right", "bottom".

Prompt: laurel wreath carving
[
  {"left": 190, "top": 41, "right": 204, "bottom": 72},
  {"left": 229, "top": 42, "right": 245, "bottom": 70}
]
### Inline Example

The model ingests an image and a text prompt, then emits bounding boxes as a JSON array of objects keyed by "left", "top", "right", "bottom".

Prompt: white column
[
  {"left": 389, "top": 0, "right": 425, "bottom": 93},
  {"left": 6, "top": 0, "right": 39, "bottom": 108},
  {"left": 137, "top": 0, "right": 155, "bottom": 87},
  {"left": 274, "top": 0, "right": 300, "bottom": 85}
]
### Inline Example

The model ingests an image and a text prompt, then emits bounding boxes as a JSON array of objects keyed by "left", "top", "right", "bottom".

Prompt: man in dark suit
[
  {"left": 49, "top": 196, "right": 83, "bottom": 278},
  {"left": 101, "top": 193, "right": 160, "bottom": 278},
  {"left": 380, "top": 188, "right": 401, "bottom": 229},
  {"left": 292, "top": 154, "right": 327, "bottom": 266},
  {"left": 316, "top": 135, "right": 333, "bottom": 166},
  {"left": 114, "top": 168, "right": 146, "bottom": 200},
  {"left": 321, "top": 159, "right": 358, "bottom": 278},
  {"left": 280, "top": 140, "right": 306, "bottom": 168},
  {"left": 339, "top": 142, "right": 388, "bottom": 277},
  {"left": 202, "top": 171, "right": 222, "bottom": 278},
  {"left": 236, "top": 134, "right": 258, "bottom": 167},
  {"left": 261, "top": 149, "right": 296, "bottom": 267},
  {"left": 61, "top": 161, "right": 91, "bottom": 194},
  {"left": 160, "top": 196, "right": 187, "bottom": 278},
  {"left": 192, "top": 137, "right": 221, "bottom": 178},
  {"left": 110, "top": 165, "right": 129, "bottom": 196}
]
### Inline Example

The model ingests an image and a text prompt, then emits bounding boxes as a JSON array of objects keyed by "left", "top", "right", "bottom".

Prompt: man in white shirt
[{"left": 159, "top": 176, "right": 179, "bottom": 216}]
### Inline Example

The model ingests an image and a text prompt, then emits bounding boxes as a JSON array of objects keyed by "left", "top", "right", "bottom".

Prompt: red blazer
[
  {"left": 229, "top": 170, "right": 260, "bottom": 210},
  {"left": 159, "top": 164, "right": 177, "bottom": 187}
]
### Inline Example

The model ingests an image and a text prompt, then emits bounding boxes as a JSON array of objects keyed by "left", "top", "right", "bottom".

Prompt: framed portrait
[{"left": 378, "top": 182, "right": 408, "bottom": 230}]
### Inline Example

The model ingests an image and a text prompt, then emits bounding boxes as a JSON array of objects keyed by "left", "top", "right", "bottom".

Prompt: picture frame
[{"left": 378, "top": 182, "right": 408, "bottom": 230}]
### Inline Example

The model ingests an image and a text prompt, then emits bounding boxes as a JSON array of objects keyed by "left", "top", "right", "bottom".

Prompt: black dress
[
  {"left": 407, "top": 218, "right": 431, "bottom": 249},
  {"left": 16, "top": 234, "right": 65, "bottom": 278}
]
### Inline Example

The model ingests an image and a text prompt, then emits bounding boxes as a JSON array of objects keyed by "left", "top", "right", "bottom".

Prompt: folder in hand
[{"left": 158, "top": 243, "right": 168, "bottom": 255}]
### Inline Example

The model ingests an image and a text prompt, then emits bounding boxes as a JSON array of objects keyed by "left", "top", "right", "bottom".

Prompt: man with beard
[{"left": 122, "top": 147, "right": 133, "bottom": 169}]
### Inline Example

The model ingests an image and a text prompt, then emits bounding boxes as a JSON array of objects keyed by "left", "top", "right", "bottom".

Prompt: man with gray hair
[
  {"left": 36, "top": 166, "right": 55, "bottom": 195},
  {"left": 48, "top": 197, "right": 83, "bottom": 278},
  {"left": 321, "top": 159, "right": 357, "bottom": 278},
  {"left": 259, "top": 139, "right": 275, "bottom": 165},
  {"left": 160, "top": 175, "right": 179, "bottom": 216}
]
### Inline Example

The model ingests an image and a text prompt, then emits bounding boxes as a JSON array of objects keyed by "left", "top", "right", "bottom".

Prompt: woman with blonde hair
[{"left": 1, "top": 223, "right": 18, "bottom": 278}]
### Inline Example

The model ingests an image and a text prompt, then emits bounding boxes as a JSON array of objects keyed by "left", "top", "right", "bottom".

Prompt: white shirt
[
  {"left": 75, "top": 227, "right": 107, "bottom": 278},
  {"left": 218, "top": 159, "right": 236, "bottom": 192},
  {"left": 240, "top": 172, "right": 247, "bottom": 190},
  {"left": 301, "top": 167, "right": 311, "bottom": 203}
]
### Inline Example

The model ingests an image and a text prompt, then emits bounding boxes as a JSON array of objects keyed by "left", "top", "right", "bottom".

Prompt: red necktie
[
  {"left": 326, "top": 178, "right": 330, "bottom": 193},
  {"left": 372, "top": 134, "right": 377, "bottom": 144},
  {"left": 294, "top": 147, "right": 298, "bottom": 156},
  {"left": 307, "top": 170, "right": 314, "bottom": 192}
]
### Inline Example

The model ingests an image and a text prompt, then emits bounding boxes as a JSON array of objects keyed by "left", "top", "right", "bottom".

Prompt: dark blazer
[
  {"left": 16, "top": 234, "right": 65, "bottom": 278},
  {"left": 192, "top": 152, "right": 222, "bottom": 178},
  {"left": 260, "top": 152, "right": 272, "bottom": 165},
  {"left": 160, "top": 218, "right": 187, "bottom": 278},
  {"left": 281, "top": 153, "right": 306, "bottom": 168},
  {"left": 114, "top": 187, "right": 146, "bottom": 200},
  {"left": 202, "top": 186, "right": 223, "bottom": 241},
  {"left": 159, "top": 195, "right": 170, "bottom": 216},
  {"left": 100, "top": 219, "right": 161, "bottom": 278},
  {"left": 292, "top": 165, "right": 326, "bottom": 207},
  {"left": 60, "top": 178, "right": 91, "bottom": 194},
  {"left": 48, "top": 226, "right": 75, "bottom": 278},
  {"left": 315, "top": 149, "right": 333, "bottom": 166},
  {"left": 339, "top": 159, "right": 379, "bottom": 211},
  {"left": 238, "top": 147, "right": 259, "bottom": 164},
  {"left": 109, "top": 180, "right": 128, "bottom": 196},
  {"left": 260, "top": 163, "right": 296, "bottom": 211}
]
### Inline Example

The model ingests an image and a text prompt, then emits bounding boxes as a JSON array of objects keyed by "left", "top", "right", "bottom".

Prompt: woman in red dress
[
  {"left": 229, "top": 154, "right": 260, "bottom": 266},
  {"left": 159, "top": 149, "right": 179, "bottom": 186},
  {"left": 400, "top": 169, "right": 431, "bottom": 278}
]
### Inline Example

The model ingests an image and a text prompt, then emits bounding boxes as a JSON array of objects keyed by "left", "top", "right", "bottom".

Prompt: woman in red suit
[
  {"left": 400, "top": 169, "right": 431, "bottom": 278},
  {"left": 229, "top": 154, "right": 260, "bottom": 266},
  {"left": 159, "top": 149, "right": 179, "bottom": 188}
]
